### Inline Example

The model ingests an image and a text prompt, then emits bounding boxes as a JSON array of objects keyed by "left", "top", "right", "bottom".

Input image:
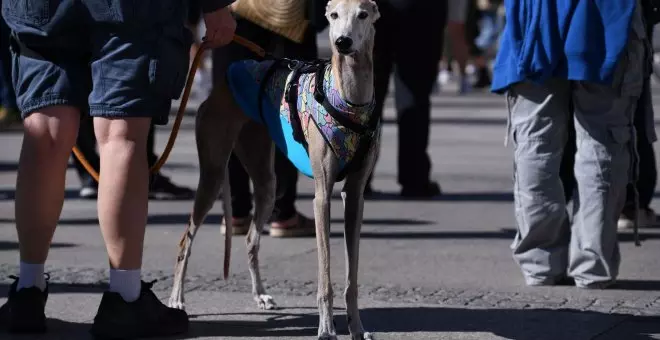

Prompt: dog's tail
[{"left": 222, "top": 165, "right": 232, "bottom": 279}]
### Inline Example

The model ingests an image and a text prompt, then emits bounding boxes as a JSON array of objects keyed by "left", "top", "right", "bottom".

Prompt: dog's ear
[{"left": 369, "top": 0, "right": 380, "bottom": 22}]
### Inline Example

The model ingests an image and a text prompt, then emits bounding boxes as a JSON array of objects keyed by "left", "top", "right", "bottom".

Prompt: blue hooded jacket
[{"left": 491, "top": 0, "right": 637, "bottom": 93}]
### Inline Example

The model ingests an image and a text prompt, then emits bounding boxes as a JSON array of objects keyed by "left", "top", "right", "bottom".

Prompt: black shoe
[
  {"left": 0, "top": 275, "right": 49, "bottom": 334},
  {"left": 472, "top": 68, "right": 492, "bottom": 89},
  {"left": 149, "top": 174, "right": 195, "bottom": 200},
  {"left": 400, "top": 181, "right": 442, "bottom": 198},
  {"left": 80, "top": 175, "right": 99, "bottom": 199},
  {"left": 91, "top": 280, "right": 189, "bottom": 339}
]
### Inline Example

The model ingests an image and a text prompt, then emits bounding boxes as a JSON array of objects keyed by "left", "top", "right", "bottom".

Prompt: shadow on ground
[
  {"left": 0, "top": 306, "right": 657, "bottom": 339},
  {"left": 0, "top": 241, "right": 77, "bottom": 251},
  {"left": 1, "top": 212, "right": 657, "bottom": 243}
]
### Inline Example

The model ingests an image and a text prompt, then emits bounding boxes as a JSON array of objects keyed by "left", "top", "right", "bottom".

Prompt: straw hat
[{"left": 231, "top": 0, "right": 310, "bottom": 43}]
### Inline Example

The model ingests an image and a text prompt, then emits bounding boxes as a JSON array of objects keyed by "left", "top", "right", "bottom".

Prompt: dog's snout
[{"left": 334, "top": 36, "right": 353, "bottom": 51}]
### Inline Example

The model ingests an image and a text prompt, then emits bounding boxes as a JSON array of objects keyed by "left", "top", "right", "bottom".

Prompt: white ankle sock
[
  {"left": 109, "top": 269, "right": 141, "bottom": 302},
  {"left": 17, "top": 262, "right": 46, "bottom": 292}
]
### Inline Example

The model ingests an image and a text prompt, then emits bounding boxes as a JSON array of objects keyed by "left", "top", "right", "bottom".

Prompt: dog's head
[{"left": 326, "top": 0, "right": 380, "bottom": 56}]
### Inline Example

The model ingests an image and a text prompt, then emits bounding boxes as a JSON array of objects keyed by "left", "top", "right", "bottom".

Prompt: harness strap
[
  {"left": 285, "top": 61, "right": 308, "bottom": 145},
  {"left": 313, "top": 65, "right": 372, "bottom": 135},
  {"left": 257, "top": 58, "right": 379, "bottom": 183},
  {"left": 311, "top": 66, "right": 380, "bottom": 182}
]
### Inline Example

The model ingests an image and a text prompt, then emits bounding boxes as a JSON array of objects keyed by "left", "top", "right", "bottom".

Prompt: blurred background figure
[
  {"left": 440, "top": 0, "right": 471, "bottom": 95},
  {"left": 436, "top": 0, "right": 503, "bottom": 94},
  {"left": 0, "top": 11, "right": 18, "bottom": 127},
  {"left": 365, "top": 0, "right": 448, "bottom": 198},
  {"left": 467, "top": 0, "right": 503, "bottom": 90}
]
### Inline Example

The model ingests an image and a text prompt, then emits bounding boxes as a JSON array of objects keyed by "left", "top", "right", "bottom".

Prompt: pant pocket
[
  {"left": 2, "top": 0, "right": 56, "bottom": 26},
  {"left": 148, "top": 25, "right": 194, "bottom": 100}
]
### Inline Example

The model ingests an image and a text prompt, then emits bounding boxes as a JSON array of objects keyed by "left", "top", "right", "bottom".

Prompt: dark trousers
[
  {"left": 369, "top": 0, "right": 448, "bottom": 188},
  {"left": 212, "top": 16, "right": 318, "bottom": 221},
  {"left": 72, "top": 117, "right": 160, "bottom": 184},
  {"left": 0, "top": 13, "right": 16, "bottom": 110},
  {"left": 561, "top": 78, "right": 657, "bottom": 209}
]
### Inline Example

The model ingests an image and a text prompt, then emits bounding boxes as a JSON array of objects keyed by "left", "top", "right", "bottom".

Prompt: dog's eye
[
  {"left": 357, "top": 11, "right": 368, "bottom": 19},
  {"left": 330, "top": 12, "right": 338, "bottom": 20}
]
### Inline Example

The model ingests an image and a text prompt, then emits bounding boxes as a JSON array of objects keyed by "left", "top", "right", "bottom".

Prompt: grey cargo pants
[{"left": 506, "top": 2, "right": 648, "bottom": 288}]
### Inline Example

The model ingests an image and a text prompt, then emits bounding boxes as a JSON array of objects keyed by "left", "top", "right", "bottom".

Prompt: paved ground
[{"left": 1, "top": 40, "right": 660, "bottom": 339}]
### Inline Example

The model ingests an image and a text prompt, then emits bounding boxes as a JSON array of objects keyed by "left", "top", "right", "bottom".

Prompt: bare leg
[
  {"left": 16, "top": 106, "right": 80, "bottom": 264},
  {"left": 94, "top": 117, "right": 151, "bottom": 270}
]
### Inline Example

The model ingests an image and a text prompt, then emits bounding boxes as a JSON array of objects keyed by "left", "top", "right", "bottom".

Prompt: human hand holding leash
[{"left": 202, "top": 7, "right": 237, "bottom": 48}]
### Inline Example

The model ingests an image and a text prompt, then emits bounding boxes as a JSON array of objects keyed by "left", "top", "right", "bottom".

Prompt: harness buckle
[{"left": 286, "top": 60, "right": 301, "bottom": 71}]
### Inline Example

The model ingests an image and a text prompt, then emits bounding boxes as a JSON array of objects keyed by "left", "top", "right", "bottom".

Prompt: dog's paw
[
  {"left": 256, "top": 294, "right": 277, "bottom": 310},
  {"left": 357, "top": 332, "right": 375, "bottom": 340},
  {"left": 168, "top": 299, "right": 186, "bottom": 311},
  {"left": 318, "top": 334, "right": 338, "bottom": 340}
]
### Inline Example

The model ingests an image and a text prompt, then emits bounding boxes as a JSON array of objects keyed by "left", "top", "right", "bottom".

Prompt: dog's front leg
[
  {"left": 310, "top": 137, "right": 341, "bottom": 340},
  {"left": 314, "top": 176, "right": 337, "bottom": 340},
  {"left": 341, "top": 142, "right": 378, "bottom": 340},
  {"left": 341, "top": 172, "right": 373, "bottom": 340}
]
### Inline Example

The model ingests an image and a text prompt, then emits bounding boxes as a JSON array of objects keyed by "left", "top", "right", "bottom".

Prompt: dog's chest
[{"left": 246, "top": 60, "right": 371, "bottom": 165}]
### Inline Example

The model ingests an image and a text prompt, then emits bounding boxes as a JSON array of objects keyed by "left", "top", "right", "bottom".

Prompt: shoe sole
[{"left": 269, "top": 227, "right": 315, "bottom": 238}]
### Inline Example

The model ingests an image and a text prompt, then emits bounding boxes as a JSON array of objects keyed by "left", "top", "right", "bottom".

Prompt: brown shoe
[
  {"left": 269, "top": 213, "right": 315, "bottom": 238},
  {"left": 220, "top": 215, "right": 252, "bottom": 235}
]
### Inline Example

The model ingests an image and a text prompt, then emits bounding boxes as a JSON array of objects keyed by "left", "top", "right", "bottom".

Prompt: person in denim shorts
[{"left": 0, "top": 0, "right": 236, "bottom": 337}]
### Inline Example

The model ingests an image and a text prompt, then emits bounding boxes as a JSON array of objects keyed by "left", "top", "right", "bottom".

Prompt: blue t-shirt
[{"left": 491, "top": 0, "right": 637, "bottom": 93}]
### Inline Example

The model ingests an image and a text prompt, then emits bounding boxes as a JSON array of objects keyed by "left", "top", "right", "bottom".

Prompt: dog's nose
[{"left": 334, "top": 36, "right": 353, "bottom": 51}]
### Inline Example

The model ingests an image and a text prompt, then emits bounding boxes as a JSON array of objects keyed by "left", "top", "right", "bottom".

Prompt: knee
[
  {"left": 94, "top": 117, "right": 151, "bottom": 156},
  {"left": 22, "top": 106, "right": 80, "bottom": 159}
]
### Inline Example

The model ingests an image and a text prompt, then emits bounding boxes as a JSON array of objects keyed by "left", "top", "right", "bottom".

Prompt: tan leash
[{"left": 71, "top": 35, "right": 267, "bottom": 182}]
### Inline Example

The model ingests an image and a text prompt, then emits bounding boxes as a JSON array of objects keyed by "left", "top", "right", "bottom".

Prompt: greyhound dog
[{"left": 169, "top": 1, "right": 380, "bottom": 339}]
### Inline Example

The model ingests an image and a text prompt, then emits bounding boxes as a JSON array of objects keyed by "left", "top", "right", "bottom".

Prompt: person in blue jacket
[
  {"left": 491, "top": 0, "right": 649, "bottom": 288},
  {"left": 0, "top": 0, "right": 235, "bottom": 337}
]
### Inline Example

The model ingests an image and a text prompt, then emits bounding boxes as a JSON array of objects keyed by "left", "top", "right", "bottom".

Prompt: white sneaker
[{"left": 617, "top": 208, "right": 657, "bottom": 230}]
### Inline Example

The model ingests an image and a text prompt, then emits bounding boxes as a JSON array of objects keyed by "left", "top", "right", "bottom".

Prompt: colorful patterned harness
[{"left": 226, "top": 58, "right": 379, "bottom": 181}]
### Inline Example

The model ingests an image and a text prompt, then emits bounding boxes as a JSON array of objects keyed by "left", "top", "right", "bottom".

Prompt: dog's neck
[{"left": 330, "top": 45, "right": 374, "bottom": 106}]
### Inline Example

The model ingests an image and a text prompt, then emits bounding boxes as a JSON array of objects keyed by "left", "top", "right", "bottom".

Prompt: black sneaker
[
  {"left": 0, "top": 274, "right": 49, "bottom": 334},
  {"left": 400, "top": 181, "right": 442, "bottom": 199},
  {"left": 80, "top": 175, "right": 99, "bottom": 199},
  {"left": 90, "top": 280, "right": 189, "bottom": 339},
  {"left": 149, "top": 174, "right": 195, "bottom": 200},
  {"left": 472, "top": 67, "right": 492, "bottom": 89}
]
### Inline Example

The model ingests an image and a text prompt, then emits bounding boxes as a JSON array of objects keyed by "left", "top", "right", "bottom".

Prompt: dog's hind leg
[
  {"left": 341, "top": 143, "right": 378, "bottom": 340},
  {"left": 234, "top": 121, "right": 278, "bottom": 310},
  {"left": 169, "top": 96, "right": 244, "bottom": 310}
]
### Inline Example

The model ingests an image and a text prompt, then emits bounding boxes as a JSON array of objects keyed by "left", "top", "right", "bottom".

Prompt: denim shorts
[{"left": 1, "top": 0, "right": 194, "bottom": 125}]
